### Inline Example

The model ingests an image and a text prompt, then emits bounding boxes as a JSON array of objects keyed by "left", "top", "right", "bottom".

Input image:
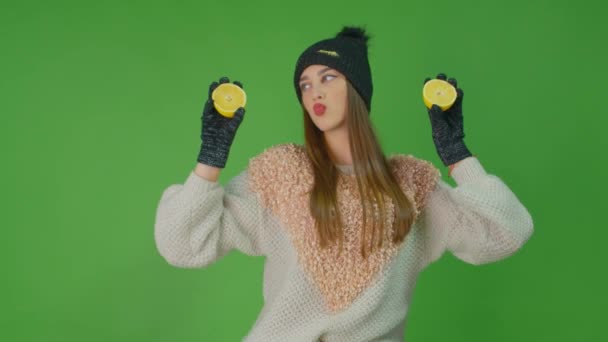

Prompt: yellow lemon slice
[
  {"left": 211, "top": 83, "right": 247, "bottom": 118},
  {"left": 422, "top": 79, "right": 457, "bottom": 111}
]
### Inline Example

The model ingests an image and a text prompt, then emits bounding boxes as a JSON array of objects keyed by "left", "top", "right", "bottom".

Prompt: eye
[
  {"left": 300, "top": 83, "right": 310, "bottom": 91},
  {"left": 322, "top": 74, "right": 336, "bottom": 82}
]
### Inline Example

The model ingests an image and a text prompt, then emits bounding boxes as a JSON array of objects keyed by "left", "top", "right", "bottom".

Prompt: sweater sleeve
[
  {"left": 154, "top": 168, "right": 273, "bottom": 268},
  {"left": 418, "top": 156, "right": 534, "bottom": 266}
]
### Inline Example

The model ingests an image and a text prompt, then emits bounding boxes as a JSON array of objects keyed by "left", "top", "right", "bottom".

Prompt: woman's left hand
[{"left": 423, "top": 73, "right": 473, "bottom": 167}]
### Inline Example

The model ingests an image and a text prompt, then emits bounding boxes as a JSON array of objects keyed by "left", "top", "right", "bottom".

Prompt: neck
[{"left": 323, "top": 126, "right": 352, "bottom": 165}]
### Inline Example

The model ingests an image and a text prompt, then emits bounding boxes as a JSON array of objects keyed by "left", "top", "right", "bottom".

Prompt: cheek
[
  {"left": 302, "top": 99, "right": 314, "bottom": 117},
  {"left": 301, "top": 96, "right": 311, "bottom": 111},
  {"left": 335, "top": 89, "right": 347, "bottom": 113}
]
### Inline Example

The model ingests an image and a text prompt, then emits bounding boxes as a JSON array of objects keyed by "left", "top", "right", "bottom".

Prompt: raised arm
[
  {"left": 154, "top": 168, "right": 277, "bottom": 268},
  {"left": 419, "top": 156, "right": 534, "bottom": 266}
]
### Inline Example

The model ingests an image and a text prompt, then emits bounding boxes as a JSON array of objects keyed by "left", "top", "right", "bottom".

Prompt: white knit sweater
[{"left": 154, "top": 143, "right": 534, "bottom": 341}]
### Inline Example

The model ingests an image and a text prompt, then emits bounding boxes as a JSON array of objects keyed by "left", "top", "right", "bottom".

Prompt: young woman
[{"left": 154, "top": 26, "right": 534, "bottom": 342}]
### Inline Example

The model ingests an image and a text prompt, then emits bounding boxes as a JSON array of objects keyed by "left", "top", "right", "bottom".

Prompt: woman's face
[{"left": 298, "top": 64, "right": 348, "bottom": 132}]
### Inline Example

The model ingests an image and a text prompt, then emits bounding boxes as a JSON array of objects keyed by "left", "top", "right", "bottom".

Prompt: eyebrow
[{"left": 299, "top": 67, "right": 333, "bottom": 82}]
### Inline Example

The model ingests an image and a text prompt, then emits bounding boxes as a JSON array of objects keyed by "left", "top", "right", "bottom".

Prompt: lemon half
[
  {"left": 211, "top": 83, "right": 247, "bottom": 118},
  {"left": 422, "top": 79, "right": 457, "bottom": 111}
]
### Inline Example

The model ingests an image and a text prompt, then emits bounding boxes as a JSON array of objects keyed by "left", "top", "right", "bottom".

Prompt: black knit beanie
[{"left": 294, "top": 26, "right": 373, "bottom": 112}]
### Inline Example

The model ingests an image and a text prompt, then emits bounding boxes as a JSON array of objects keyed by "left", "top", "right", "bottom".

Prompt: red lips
[{"left": 313, "top": 103, "right": 326, "bottom": 115}]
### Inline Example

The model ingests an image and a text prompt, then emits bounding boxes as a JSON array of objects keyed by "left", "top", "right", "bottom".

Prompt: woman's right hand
[
  {"left": 423, "top": 73, "right": 472, "bottom": 167},
  {"left": 196, "top": 76, "right": 246, "bottom": 169}
]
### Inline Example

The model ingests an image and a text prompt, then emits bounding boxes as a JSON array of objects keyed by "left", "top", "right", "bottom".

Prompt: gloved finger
[
  {"left": 423, "top": 77, "right": 431, "bottom": 85},
  {"left": 455, "top": 88, "right": 464, "bottom": 102},
  {"left": 428, "top": 104, "right": 449, "bottom": 132},
  {"left": 233, "top": 80, "right": 244, "bottom": 89},
  {"left": 445, "top": 107, "right": 460, "bottom": 127},
  {"left": 234, "top": 107, "right": 245, "bottom": 123},
  {"left": 202, "top": 98, "right": 214, "bottom": 118},
  {"left": 430, "top": 104, "right": 444, "bottom": 114},
  {"left": 228, "top": 107, "right": 246, "bottom": 129},
  {"left": 208, "top": 81, "right": 219, "bottom": 98},
  {"left": 447, "top": 77, "right": 457, "bottom": 88},
  {"left": 436, "top": 73, "right": 447, "bottom": 80},
  {"left": 429, "top": 104, "right": 447, "bottom": 121},
  {"left": 219, "top": 76, "right": 230, "bottom": 84}
]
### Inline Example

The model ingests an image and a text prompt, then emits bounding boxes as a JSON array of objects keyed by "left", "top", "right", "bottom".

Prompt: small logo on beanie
[{"left": 317, "top": 49, "right": 340, "bottom": 57}]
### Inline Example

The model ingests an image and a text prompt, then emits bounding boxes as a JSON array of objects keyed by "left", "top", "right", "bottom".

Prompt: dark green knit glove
[
  {"left": 196, "top": 76, "right": 246, "bottom": 168},
  {"left": 424, "top": 73, "right": 473, "bottom": 167}
]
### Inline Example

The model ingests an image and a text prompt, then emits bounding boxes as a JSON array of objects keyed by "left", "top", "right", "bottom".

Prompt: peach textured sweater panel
[{"left": 154, "top": 143, "right": 534, "bottom": 342}]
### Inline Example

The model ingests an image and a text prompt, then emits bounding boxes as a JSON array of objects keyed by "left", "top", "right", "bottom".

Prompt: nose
[{"left": 312, "top": 88, "right": 325, "bottom": 100}]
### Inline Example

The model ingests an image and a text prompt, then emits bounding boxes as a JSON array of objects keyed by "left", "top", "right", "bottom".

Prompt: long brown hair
[{"left": 303, "top": 80, "right": 417, "bottom": 259}]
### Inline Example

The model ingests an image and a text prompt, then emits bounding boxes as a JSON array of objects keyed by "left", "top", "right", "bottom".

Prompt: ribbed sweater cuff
[
  {"left": 184, "top": 170, "right": 221, "bottom": 195},
  {"left": 450, "top": 156, "right": 487, "bottom": 184}
]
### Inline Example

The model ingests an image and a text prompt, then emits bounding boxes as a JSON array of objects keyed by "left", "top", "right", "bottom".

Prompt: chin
[
  {"left": 311, "top": 117, "right": 329, "bottom": 129},
  {"left": 311, "top": 115, "right": 340, "bottom": 132},
  {"left": 314, "top": 124, "right": 328, "bottom": 132},
  {"left": 310, "top": 118, "right": 327, "bottom": 130},
  {"left": 318, "top": 124, "right": 339, "bottom": 132}
]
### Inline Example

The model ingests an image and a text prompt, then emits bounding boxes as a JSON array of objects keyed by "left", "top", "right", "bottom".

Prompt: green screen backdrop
[{"left": 3, "top": 0, "right": 606, "bottom": 341}]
